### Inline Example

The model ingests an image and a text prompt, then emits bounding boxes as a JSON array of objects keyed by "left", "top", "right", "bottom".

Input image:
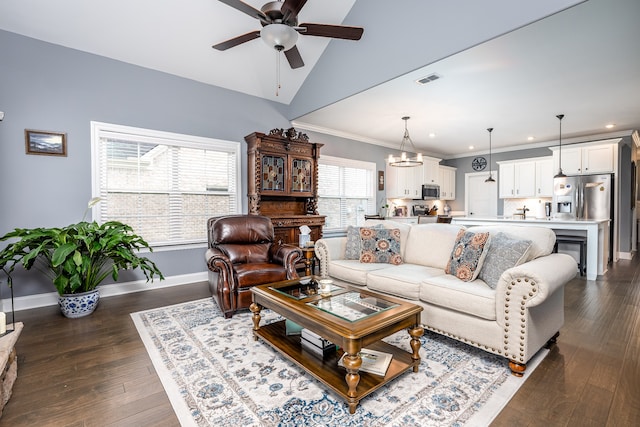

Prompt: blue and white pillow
[{"left": 479, "top": 232, "right": 532, "bottom": 289}]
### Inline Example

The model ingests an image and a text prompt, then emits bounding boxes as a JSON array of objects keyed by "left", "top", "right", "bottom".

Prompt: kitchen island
[{"left": 451, "top": 217, "right": 610, "bottom": 280}]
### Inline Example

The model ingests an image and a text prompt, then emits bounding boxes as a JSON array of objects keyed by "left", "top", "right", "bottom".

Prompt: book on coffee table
[
  {"left": 301, "top": 328, "right": 333, "bottom": 348},
  {"left": 301, "top": 337, "right": 336, "bottom": 358},
  {"left": 338, "top": 348, "right": 392, "bottom": 376}
]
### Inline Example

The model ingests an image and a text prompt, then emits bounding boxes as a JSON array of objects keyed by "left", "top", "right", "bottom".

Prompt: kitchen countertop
[{"left": 451, "top": 217, "right": 609, "bottom": 225}]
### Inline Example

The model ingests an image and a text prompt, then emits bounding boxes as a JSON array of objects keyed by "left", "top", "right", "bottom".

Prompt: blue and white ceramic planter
[{"left": 58, "top": 289, "right": 100, "bottom": 318}]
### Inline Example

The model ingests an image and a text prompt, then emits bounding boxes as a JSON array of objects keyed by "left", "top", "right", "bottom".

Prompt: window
[
  {"left": 317, "top": 155, "right": 376, "bottom": 232},
  {"left": 91, "top": 122, "right": 241, "bottom": 248}
]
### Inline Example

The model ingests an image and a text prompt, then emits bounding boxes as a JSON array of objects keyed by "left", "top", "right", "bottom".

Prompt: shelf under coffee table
[{"left": 250, "top": 276, "right": 424, "bottom": 414}]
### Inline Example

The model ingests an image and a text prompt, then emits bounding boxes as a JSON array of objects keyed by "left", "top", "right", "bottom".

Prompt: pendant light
[
  {"left": 554, "top": 114, "right": 566, "bottom": 178},
  {"left": 388, "top": 116, "right": 423, "bottom": 167},
  {"left": 485, "top": 127, "right": 496, "bottom": 183}
]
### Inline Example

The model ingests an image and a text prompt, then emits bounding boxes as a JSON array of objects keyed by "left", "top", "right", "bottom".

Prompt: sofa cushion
[
  {"left": 445, "top": 229, "right": 491, "bottom": 281},
  {"left": 359, "top": 227, "right": 403, "bottom": 265},
  {"left": 345, "top": 224, "right": 383, "bottom": 260},
  {"left": 479, "top": 232, "right": 532, "bottom": 289},
  {"left": 327, "top": 260, "right": 388, "bottom": 286},
  {"left": 463, "top": 225, "right": 555, "bottom": 262},
  {"left": 420, "top": 274, "right": 497, "bottom": 320},
  {"left": 367, "top": 264, "right": 446, "bottom": 300},
  {"left": 403, "top": 224, "right": 465, "bottom": 269}
]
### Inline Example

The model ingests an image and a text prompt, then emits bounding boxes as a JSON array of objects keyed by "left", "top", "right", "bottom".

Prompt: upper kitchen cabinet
[
  {"left": 535, "top": 157, "right": 554, "bottom": 197},
  {"left": 550, "top": 142, "right": 615, "bottom": 175},
  {"left": 386, "top": 156, "right": 441, "bottom": 199},
  {"left": 422, "top": 157, "right": 441, "bottom": 185},
  {"left": 498, "top": 160, "right": 536, "bottom": 198},
  {"left": 386, "top": 165, "right": 421, "bottom": 199},
  {"left": 438, "top": 165, "right": 457, "bottom": 200}
]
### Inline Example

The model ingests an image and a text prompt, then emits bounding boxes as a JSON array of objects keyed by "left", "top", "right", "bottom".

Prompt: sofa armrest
[
  {"left": 314, "top": 237, "right": 347, "bottom": 277},
  {"left": 270, "top": 243, "right": 303, "bottom": 279},
  {"left": 496, "top": 253, "right": 577, "bottom": 309}
]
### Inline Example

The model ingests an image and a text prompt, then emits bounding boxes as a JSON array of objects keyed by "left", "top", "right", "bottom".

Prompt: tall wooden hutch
[{"left": 245, "top": 128, "right": 325, "bottom": 246}]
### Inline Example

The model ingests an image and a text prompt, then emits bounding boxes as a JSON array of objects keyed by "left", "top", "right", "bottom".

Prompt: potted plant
[{"left": 0, "top": 198, "right": 164, "bottom": 317}]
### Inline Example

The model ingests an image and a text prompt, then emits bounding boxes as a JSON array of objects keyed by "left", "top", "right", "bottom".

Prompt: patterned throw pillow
[
  {"left": 445, "top": 229, "right": 491, "bottom": 281},
  {"left": 345, "top": 224, "right": 383, "bottom": 259},
  {"left": 479, "top": 232, "right": 532, "bottom": 289},
  {"left": 359, "top": 227, "right": 403, "bottom": 265}
]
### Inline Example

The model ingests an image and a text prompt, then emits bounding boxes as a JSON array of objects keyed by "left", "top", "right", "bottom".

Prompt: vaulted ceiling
[{"left": 1, "top": 0, "right": 638, "bottom": 157}]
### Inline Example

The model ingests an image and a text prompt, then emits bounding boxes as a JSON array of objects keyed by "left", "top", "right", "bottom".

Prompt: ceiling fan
[{"left": 212, "top": 0, "right": 364, "bottom": 69}]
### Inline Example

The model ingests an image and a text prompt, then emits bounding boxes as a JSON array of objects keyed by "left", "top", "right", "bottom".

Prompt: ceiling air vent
[{"left": 416, "top": 73, "right": 441, "bottom": 85}]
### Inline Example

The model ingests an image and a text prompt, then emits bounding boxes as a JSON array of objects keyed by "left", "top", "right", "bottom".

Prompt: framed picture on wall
[
  {"left": 25, "top": 129, "right": 67, "bottom": 156},
  {"left": 378, "top": 170, "right": 384, "bottom": 190}
]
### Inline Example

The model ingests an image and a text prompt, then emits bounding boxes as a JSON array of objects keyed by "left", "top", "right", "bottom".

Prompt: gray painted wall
[
  {"left": 442, "top": 146, "right": 554, "bottom": 213},
  {"left": 0, "top": 30, "right": 403, "bottom": 299},
  {"left": 0, "top": 28, "right": 635, "bottom": 300}
]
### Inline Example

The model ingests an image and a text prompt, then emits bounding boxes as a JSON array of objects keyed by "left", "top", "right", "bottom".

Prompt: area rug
[{"left": 131, "top": 298, "right": 547, "bottom": 427}]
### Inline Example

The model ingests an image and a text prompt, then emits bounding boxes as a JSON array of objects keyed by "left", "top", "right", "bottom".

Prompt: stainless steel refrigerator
[{"left": 553, "top": 173, "right": 614, "bottom": 261}]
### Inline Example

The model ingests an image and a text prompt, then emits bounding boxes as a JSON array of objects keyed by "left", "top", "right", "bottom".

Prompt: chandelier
[{"left": 388, "top": 116, "right": 423, "bottom": 167}]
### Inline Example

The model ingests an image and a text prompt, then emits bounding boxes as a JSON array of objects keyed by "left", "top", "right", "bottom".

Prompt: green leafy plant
[{"left": 0, "top": 198, "right": 164, "bottom": 295}]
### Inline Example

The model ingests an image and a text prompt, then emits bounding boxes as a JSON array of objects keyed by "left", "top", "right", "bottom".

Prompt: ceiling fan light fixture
[
  {"left": 388, "top": 116, "right": 423, "bottom": 167},
  {"left": 261, "top": 23, "right": 298, "bottom": 51}
]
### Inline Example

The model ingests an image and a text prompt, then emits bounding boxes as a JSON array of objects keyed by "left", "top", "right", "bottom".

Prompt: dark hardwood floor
[{"left": 1, "top": 256, "right": 639, "bottom": 426}]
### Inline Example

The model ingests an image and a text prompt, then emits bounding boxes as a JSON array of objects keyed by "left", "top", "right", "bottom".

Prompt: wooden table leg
[
  {"left": 341, "top": 340, "right": 363, "bottom": 414},
  {"left": 408, "top": 324, "right": 424, "bottom": 372},
  {"left": 249, "top": 302, "right": 262, "bottom": 341}
]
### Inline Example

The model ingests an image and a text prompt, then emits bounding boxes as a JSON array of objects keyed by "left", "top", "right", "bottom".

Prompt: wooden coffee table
[{"left": 250, "top": 276, "right": 423, "bottom": 414}]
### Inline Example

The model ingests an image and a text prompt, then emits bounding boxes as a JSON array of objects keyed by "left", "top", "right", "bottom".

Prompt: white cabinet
[
  {"left": 438, "top": 166, "right": 456, "bottom": 200},
  {"left": 498, "top": 160, "right": 537, "bottom": 198},
  {"left": 386, "top": 156, "right": 441, "bottom": 199},
  {"left": 422, "top": 158, "right": 440, "bottom": 185},
  {"left": 386, "top": 165, "right": 421, "bottom": 199},
  {"left": 535, "top": 158, "right": 554, "bottom": 197},
  {"left": 551, "top": 143, "right": 614, "bottom": 175}
]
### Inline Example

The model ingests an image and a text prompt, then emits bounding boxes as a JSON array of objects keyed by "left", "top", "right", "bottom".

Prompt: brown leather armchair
[{"left": 205, "top": 215, "right": 303, "bottom": 318}]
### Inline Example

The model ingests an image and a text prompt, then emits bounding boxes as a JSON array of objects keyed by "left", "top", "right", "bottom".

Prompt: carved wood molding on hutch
[{"left": 245, "top": 128, "right": 325, "bottom": 246}]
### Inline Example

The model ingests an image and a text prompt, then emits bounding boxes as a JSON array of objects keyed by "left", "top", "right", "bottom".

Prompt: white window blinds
[
  {"left": 91, "top": 122, "right": 241, "bottom": 247},
  {"left": 318, "top": 155, "right": 375, "bottom": 231}
]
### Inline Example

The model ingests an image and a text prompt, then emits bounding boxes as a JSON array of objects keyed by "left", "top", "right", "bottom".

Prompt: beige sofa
[{"left": 314, "top": 220, "right": 577, "bottom": 376}]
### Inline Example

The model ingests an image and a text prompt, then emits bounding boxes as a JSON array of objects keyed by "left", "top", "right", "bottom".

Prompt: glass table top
[
  {"left": 269, "top": 277, "right": 343, "bottom": 300},
  {"left": 306, "top": 291, "right": 399, "bottom": 322}
]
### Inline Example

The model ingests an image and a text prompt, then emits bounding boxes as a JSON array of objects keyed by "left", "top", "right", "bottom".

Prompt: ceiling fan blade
[
  {"left": 218, "top": 0, "right": 267, "bottom": 21},
  {"left": 212, "top": 30, "right": 260, "bottom": 50},
  {"left": 284, "top": 45, "right": 304, "bottom": 69},
  {"left": 282, "top": 0, "right": 307, "bottom": 23},
  {"left": 298, "top": 23, "right": 364, "bottom": 40}
]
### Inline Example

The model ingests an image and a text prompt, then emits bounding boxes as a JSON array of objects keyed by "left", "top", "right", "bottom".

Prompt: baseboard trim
[
  {"left": 618, "top": 251, "right": 634, "bottom": 260},
  {"left": 1, "top": 272, "right": 208, "bottom": 312}
]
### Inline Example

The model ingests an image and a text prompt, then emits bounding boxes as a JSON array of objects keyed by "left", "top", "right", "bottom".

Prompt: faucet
[{"left": 513, "top": 205, "right": 530, "bottom": 220}]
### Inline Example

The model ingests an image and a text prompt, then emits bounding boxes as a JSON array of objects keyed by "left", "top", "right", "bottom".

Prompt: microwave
[{"left": 422, "top": 184, "right": 440, "bottom": 200}]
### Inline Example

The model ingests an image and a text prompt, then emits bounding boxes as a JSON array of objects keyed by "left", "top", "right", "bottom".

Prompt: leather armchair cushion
[
  {"left": 219, "top": 243, "right": 270, "bottom": 264},
  {"left": 234, "top": 263, "right": 287, "bottom": 288}
]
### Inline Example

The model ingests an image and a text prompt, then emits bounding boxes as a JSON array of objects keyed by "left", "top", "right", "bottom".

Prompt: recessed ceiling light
[
  {"left": 605, "top": 123, "right": 615, "bottom": 129},
  {"left": 429, "top": 133, "right": 436, "bottom": 138},
  {"left": 468, "top": 145, "right": 474, "bottom": 150},
  {"left": 527, "top": 136, "right": 535, "bottom": 141}
]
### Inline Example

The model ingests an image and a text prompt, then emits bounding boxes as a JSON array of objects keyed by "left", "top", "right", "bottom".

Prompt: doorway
[{"left": 465, "top": 171, "right": 498, "bottom": 217}]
